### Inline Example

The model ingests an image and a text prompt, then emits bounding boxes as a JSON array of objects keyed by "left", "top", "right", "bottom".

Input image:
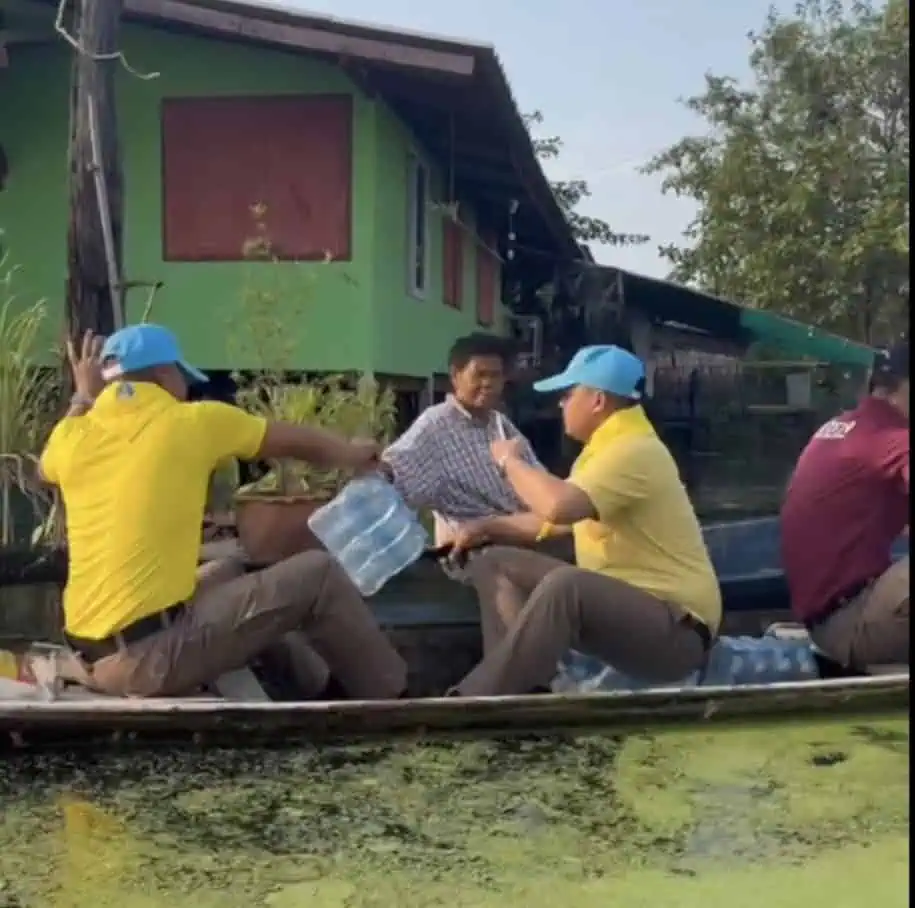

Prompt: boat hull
[{"left": 0, "top": 675, "right": 908, "bottom": 747}]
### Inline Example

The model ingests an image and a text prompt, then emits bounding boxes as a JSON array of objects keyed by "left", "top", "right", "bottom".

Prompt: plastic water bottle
[
  {"left": 551, "top": 650, "right": 700, "bottom": 693},
  {"left": 551, "top": 633, "right": 819, "bottom": 694},
  {"left": 552, "top": 651, "right": 611, "bottom": 693},
  {"left": 700, "top": 635, "right": 820, "bottom": 686},
  {"left": 308, "top": 475, "right": 429, "bottom": 596}
]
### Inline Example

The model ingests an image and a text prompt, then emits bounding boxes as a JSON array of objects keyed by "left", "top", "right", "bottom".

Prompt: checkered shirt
[{"left": 382, "top": 397, "right": 542, "bottom": 530}]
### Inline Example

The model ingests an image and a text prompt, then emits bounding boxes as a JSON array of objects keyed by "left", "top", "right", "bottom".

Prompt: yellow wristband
[{"left": 535, "top": 522, "right": 555, "bottom": 542}]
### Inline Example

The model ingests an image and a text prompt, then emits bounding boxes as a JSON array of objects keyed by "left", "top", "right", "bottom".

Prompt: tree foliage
[
  {"left": 525, "top": 112, "right": 650, "bottom": 248},
  {"left": 643, "top": 0, "right": 909, "bottom": 343}
]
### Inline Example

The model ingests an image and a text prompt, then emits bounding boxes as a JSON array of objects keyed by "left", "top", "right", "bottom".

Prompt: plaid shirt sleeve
[{"left": 382, "top": 411, "right": 443, "bottom": 511}]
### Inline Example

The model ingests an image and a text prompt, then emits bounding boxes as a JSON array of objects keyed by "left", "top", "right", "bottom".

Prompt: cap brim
[
  {"left": 178, "top": 360, "right": 209, "bottom": 384},
  {"left": 532, "top": 371, "right": 578, "bottom": 393}
]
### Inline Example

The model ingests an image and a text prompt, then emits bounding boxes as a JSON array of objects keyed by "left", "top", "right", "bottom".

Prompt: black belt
[
  {"left": 806, "top": 578, "right": 873, "bottom": 630},
  {"left": 66, "top": 602, "right": 186, "bottom": 664},
  {"left": 683, "top": 612, "right": 713, "bottom": 651}
]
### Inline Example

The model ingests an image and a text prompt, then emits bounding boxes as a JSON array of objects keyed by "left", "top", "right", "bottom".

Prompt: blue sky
[{"left": 286, "top": 0, "right": 776, "bottom": 277}]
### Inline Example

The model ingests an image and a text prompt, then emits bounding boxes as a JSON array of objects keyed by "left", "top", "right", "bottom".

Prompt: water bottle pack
[
  {"left": 551, "top": 630, "right": 821, "bottom": 694},
  {"left": 308, "top": 475, "right": 429, "bottom": 596}
]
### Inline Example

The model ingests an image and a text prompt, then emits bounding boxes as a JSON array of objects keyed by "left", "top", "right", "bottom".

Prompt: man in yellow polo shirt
[
  {"left": 449, "top": 345, "right": 721, "bottom": 696},
  {"left": 39, "top": 324, "right": 406, "bottom": 700}
]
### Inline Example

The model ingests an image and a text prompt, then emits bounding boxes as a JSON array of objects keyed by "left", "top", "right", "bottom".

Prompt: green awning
[
  {"left": 588, "top": 266, "right": 879, "bottom": 369},
  {"left": 739, "top": 309, "right": 877, "bottom": 368}
]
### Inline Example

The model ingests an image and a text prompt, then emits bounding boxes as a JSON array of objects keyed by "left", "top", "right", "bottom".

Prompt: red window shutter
[
  {"left": 442, "top": 219, "right": 464, "bottom": 308},
  {"left": 476, "top": 232, "right": 498, "bottom": 327},
  {"left": 162, "top": 95, "right": 353, "bottom": 262}
]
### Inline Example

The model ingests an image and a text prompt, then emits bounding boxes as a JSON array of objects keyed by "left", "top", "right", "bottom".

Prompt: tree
[
  {"left": 525, "top": 111, "right": 650, "bottom": 248},
  {"left": 643, "top": 0, "right": 909, "bottom": 343}
]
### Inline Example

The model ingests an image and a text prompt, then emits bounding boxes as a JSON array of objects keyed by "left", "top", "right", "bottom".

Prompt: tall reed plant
[{"left": 0, "top": 252, "right": 60, "bottom": 545}]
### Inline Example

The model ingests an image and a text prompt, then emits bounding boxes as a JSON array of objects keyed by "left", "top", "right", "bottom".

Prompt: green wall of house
[
  {"left": 0, "top": 18, "right": 503, "bottom": 375},
  {"left": 370, "top": 102, "right": 504, "bottom": 378}
]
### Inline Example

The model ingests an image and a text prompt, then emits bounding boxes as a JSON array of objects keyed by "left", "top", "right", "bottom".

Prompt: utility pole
[{"left": 64, "top": 0, "right": 125, "bottom": 345}]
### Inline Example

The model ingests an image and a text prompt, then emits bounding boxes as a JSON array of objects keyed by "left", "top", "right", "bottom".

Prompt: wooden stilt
[{"left": 64, "top": 0, "right": 125, "bottom": 344}]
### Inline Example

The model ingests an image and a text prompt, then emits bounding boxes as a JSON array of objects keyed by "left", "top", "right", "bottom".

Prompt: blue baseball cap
[
  {"left": 100, "top": 324, "right": 208, "bottom": 384},
  {"left": 533, "top": 345, "right": 646, "bottom": 399}
]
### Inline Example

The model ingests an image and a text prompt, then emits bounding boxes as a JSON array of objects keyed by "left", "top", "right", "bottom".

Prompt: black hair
[
  {"left": 448, "top": 333, "right": 513, "bottom": 371},
  {"left": 612, "top": 375, "right": 647, "bottom": 409},
  {"left": 869, "top": 341, "right": 909, "bottom": 393}
]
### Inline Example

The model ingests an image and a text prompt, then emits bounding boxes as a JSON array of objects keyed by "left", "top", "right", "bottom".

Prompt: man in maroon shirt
[{"left": 780, "top": 341, "right": 909, "bottom": 671}]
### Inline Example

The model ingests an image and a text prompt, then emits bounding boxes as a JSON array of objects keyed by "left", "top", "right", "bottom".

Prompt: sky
[{"left": 286, "top": 0, "right": 778, "bottom": 278}]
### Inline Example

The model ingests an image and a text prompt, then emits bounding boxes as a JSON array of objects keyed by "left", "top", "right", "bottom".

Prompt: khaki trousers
[
  {"left": 456, "top": 546, "right": 711, "bottom": 697},
  {"left": 809, "top": 556, "right": 909, "bottom": 671},
  {"left": 441, "top": 534, "right": 575, "bottom": 585},
  {"left": 81, "top": 551, "right": 407, "bottom": 699}
]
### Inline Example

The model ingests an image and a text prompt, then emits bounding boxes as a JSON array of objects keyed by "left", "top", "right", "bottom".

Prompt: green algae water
[{"left": 0, "top": 718, "right": 908, "bottom": 907}]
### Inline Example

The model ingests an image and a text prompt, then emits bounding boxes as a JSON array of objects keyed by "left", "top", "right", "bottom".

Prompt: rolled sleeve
[{"left": 382, "top": 413, "right": 443, "bottom": 511}]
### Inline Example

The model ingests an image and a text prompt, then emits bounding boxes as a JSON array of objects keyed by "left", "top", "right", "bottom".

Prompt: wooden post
[{"left": 64, "top": 0, "right": 125, "bottom": 345}]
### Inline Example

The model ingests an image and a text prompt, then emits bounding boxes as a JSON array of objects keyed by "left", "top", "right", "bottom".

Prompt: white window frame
[{"left": 406, "top": 153, "right": 431, "bottom": 299}]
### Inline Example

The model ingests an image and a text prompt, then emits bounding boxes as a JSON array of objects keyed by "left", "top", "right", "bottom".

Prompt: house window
[
  {"left": 476, "top": 231, "right": 499, "bottom": 327},
  {"left": 442, "top": 217, "right": 464, "bottom": 308},
  {"left": 406, "top": 155, "right": 430, "bottom": 297},
  {"left": 161, "top": 95, "right": 352, "bottom": 262}
]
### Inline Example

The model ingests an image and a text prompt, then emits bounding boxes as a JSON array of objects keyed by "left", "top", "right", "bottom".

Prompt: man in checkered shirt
[{"left": 381, "top": 334, "right": 547, "bottom": 548}]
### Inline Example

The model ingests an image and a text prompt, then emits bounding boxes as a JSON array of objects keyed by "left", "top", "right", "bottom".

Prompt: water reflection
[{"left": 0, "top": 719, "right": 908, "bottom": 907}]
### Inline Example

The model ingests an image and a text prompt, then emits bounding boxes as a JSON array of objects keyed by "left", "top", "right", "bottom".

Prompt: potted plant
[
  {"left": 233, "top": 374, "right": 396, "bottom": 564},
  {"left": 226, "top": 205, "right": 397, "bottom": 565}
]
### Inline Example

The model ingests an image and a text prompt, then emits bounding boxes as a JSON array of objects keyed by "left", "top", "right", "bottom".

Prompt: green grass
[{"left": 0, "top": 718, "right": 908, "bottom": 907}]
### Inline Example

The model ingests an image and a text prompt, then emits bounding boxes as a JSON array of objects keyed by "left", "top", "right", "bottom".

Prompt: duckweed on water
[{"left": 0, "top": 718, "right": 908, "bottom": 907}]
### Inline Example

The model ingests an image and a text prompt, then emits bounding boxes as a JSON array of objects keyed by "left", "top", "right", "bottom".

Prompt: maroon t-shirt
[{"left": 781, "top": 397, "right": 909, "bottom": 622}]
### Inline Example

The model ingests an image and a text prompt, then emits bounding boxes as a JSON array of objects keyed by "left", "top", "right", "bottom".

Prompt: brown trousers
[
  {"left": 810, "top": 556, "right": 909, "bottom": 671},
  {"left": 441, "top": 534, "right": 575, "bottom": 584},
  {"left": 82, "top": 551, "right": 407, "bottom": 699},
  {"left": 456, "top": 546, "right": 710, "bottom": 697}
]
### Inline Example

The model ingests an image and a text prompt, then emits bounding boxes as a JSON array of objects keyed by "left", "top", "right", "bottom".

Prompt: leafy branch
[{"left": 525, "top": 111, "right": 650, "bottom": 248}]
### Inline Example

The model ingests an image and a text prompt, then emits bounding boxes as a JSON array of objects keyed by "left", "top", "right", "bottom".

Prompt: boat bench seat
[
  {"left": 371, "top": 597, "right": 479, "bottom": 629},
  {"left": 866, "top": 663, "right": 908, "bottom": 676}
]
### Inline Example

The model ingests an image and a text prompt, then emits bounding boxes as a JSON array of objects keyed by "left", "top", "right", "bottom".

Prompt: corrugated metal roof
[
  {"left": 212, "top": 0, "right": 494, "bottom": 51},
  {"left": 589, "top": 265, "right": 877, "bottom": 368}
]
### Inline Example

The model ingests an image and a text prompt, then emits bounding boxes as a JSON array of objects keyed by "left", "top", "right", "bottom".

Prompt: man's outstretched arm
[{"left": 256, "top": 421, "right": 379, "bottom": 472}]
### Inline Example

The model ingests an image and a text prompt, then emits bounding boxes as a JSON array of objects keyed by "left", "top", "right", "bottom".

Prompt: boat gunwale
[{"left": 0, "top": 675, "right": 908, "bottom": 743}]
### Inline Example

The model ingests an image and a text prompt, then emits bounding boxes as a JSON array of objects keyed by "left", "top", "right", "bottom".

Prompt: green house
[{"left": 0, "top": 0, "right": 578, "bottom": 393}]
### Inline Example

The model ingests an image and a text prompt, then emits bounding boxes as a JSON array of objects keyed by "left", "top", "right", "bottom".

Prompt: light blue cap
[
  {"left": 100, "top": 324, "right": 208, "bottom": 385},
  {"left": 533, "top": 345, "right": 646, "bottom": 399}
]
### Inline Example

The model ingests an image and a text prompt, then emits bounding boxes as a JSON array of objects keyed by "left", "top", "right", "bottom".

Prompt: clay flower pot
[{"left": 234, "top": 493, "right": 330, "bottom": 566}]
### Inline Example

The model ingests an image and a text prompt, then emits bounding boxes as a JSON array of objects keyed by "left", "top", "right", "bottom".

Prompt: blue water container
[
  {"left": 308, "top": 475, "right": 429, "bottom": 596},
  {"left": 551, "top": 632, "right": 819, "bottom": 694},
  {"left": 701, "top": 634, "right": 820, "bottom": 686}
]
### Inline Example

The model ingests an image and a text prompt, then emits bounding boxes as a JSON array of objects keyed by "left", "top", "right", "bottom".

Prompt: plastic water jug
[
  {"left": 308, "top": 475, "right": 429, "bottom": 596},
  {"left": 701, "top": 633, "right": 819, "bottom": 687},
  {"left": 551, "top": 631, "right": 820, "bottom": 694},
  {"left": 551, "top": 650, "right": 698, "bottom": 693}
]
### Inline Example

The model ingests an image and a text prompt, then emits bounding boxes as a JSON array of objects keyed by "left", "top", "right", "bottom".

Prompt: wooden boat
[
  {"left": 0, "top": 517, "right": 908, "bottom": 745},
  {"left": 0, "top": 676, "right": 907, "bottom": 749}
]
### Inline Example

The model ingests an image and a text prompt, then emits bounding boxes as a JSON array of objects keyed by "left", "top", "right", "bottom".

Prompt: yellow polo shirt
[
  {"left": 39, "top": 382, "right": 267, "bottom": 639},
  {"left": 567, "top": 407, "right": 722, "bottom": 631}
]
